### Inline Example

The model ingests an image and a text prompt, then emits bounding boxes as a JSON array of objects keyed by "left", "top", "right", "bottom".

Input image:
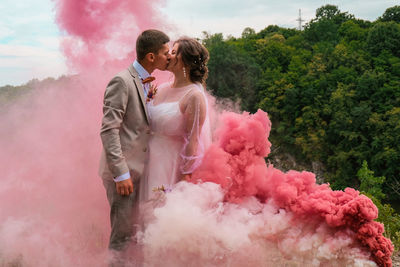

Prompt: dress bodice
[{"left": 148, "top": 101, "right": 184, "bottom": 137}]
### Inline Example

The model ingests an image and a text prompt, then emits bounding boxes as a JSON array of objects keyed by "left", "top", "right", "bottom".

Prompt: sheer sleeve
[{"left": 180, "top": 87, "right": 208, "bottom": 175}]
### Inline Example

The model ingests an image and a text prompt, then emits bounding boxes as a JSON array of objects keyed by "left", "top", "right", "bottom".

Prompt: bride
[{"left": 139, "top": 37, "right": 212, "bottom": 201}]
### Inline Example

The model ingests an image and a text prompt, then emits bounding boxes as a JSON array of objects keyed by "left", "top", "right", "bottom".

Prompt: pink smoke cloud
[
  {"left": 0, "top": 78, "right": 109, "bottom": 266},
  {"left": 189, "top": 109, "right": 393, "bottom": 267},
  {"left": 54, "top": 0, "right": 172, "bottom": 74},
  {"left": 0, "top": 0, "right": 173, "bottom": 265},
  {"left": 0, "top": 0, "right": 394, "bottom": 266},
  {"left": 140, "top": 182, "right": 378, "bottom": 266}
]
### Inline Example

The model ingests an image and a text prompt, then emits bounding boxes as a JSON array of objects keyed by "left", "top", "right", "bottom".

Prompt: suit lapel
[{"left": 128, "top": 65, "right": 150, "bottom": 124}]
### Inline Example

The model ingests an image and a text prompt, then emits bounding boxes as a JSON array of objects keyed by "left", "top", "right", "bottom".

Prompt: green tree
[
  {"left": 204, "top": 4, "right": 400, "bottom": 201},
  {"left": 379, "top": 5, "right": 400, "bottom": 23},
  {"left": 357, "top": 160, "right": 385, "bottom": 200},
  {"left": 367, "top": 22, "right": 400, "bottom": 57},
  {"left": 357, "top": 161, "right": 400, "bottom": 249},
  {"left": 203, "top": 33, "right": 261, "bottom": 111},
  {"left": 241, "top": 27, "right": 256, "bottom": 39},
  {"left": 304, "top": 5, "right": 354, "bottom": 43}
]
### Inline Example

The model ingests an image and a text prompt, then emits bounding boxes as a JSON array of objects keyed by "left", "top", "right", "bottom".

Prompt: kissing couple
[{"left": 99, "top": 29, "right": 212, "bottom": 265}]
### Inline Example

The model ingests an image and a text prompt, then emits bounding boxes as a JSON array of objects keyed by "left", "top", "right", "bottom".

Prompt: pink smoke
[
  {"left": 0, "top": 0, "right": 394, "bottom": 266},
  {"left": 0, "top": 78, "right": 109, "bottom": 266},
  {"left": 0, "top": 0, "right": 171, "bottom": 266},
  {"left": 189, "top": 109, "right": 394, "bottom": 267},
  {"left": 140, "top": 181, "right": 378, "bottom": 266},
  {"left": 53, "top": 0, "right": 172, "bottom": 74}
]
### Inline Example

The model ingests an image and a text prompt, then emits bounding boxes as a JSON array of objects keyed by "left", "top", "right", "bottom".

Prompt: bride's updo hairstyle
[{"left": 175, "top": 37, "right": 209, "bottom": 84}]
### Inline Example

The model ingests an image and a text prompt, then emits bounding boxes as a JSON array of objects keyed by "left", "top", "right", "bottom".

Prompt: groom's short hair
[{"left": 136, "top": 30, "right": 170, "bottom": 61}]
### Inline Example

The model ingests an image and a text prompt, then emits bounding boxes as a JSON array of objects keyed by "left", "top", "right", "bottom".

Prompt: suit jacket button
[{"left": 143, "top": 147, "right": 147, "bottom": 152}]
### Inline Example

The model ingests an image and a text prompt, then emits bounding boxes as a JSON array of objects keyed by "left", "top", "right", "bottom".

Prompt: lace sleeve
[{"left": 180, "top": 88, "right": 208, "bottom": 175}]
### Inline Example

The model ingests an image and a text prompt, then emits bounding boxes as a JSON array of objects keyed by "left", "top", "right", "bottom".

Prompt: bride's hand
[{"left": 181, "top": 174, "right": 192, "bottom": 181}]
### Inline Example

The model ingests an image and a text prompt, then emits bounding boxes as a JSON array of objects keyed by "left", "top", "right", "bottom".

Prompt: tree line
[
  {"left": 204, "top": 4, "right": 400, "bottom": 200},
  {"left": 203, "top": 4, "right": 400, "bottom": 248}
]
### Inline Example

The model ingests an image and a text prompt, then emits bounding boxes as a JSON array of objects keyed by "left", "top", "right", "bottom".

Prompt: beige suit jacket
[{"left": 99, "top": 65, "right": 151, "bottom": 180}]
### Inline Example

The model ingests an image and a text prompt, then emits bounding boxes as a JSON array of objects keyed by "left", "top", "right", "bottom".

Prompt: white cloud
[
  {"left": 0, "top": 44, "right": 67, "bottom": 86},
  {"left": 166, "top": 13, "right": 297, "bottom": 39},
  {"left": 162, "top": 0, "right": 398, "bottom": 38},
  {"left": 36, "top": 36, "right": 62, "bottom": 50},
  {"left": 0, "top": 23, "right": 14, "bottom": 39},
  {"left": 0, "top": 44, "right": 56, "bottom": 59},
  {"left": 0, "top": 0, "right": 66, "bottom": 86}
]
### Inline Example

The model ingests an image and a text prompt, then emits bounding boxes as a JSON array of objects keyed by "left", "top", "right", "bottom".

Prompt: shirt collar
[{"left": 133, "top": 60, "right": 150, "bottom": 80}]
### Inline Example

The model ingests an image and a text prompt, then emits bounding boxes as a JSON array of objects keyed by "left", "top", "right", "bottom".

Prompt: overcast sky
[{"left": 0, "top": 0, "right": 398, "bottom": 86}]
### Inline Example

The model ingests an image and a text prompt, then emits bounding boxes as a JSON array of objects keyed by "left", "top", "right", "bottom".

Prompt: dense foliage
[
  {"left": 358, "top": 160, "right": 400, "bottom": 249},
  {"left": 204, "top": 5, "right": 400, "bottom": 202}
]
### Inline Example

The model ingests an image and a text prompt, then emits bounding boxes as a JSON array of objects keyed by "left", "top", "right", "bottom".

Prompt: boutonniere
[{"left": 146, "top": 84, "right": 158, "bottom": 102}]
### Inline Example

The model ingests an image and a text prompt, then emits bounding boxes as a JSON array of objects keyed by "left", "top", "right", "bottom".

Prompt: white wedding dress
[{"left": 139, "top": 83, "right": 211, "bottom": 202}]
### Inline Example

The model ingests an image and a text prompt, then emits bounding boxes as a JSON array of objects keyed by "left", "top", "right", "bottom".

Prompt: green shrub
[{"left": 358, "top": 160, "right": 400, "bottom": 250}]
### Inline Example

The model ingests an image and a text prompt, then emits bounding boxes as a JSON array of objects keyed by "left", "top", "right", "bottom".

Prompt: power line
[{"left": 296, "top": 9, "right": 305, "bottom": 31}]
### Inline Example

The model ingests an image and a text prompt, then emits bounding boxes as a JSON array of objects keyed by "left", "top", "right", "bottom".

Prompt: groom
[{"left": 99, "top": 29, "right": 170, "bottom": 265}]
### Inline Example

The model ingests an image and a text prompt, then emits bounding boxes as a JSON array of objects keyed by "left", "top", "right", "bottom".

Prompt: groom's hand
[{"left": 116, "top": 179, "right": 134, "bottom": 196}]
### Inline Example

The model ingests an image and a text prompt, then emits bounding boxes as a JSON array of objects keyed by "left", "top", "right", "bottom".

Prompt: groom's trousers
[{"left": 102, "top": 175, "right": 141, "bottom": 252}]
